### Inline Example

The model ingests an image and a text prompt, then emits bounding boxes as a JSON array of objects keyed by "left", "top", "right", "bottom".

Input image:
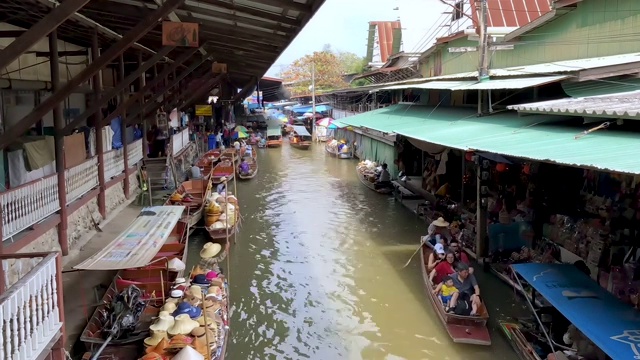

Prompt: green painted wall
[{"left": 422, "top": 0, "right": 640, "bottom": 76}]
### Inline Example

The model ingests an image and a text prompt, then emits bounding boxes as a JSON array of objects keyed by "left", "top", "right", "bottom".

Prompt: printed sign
[
  {"left": 195, "top": 105, "right": 213, "bottom": 116},
  {"left": 162, "top": 22, "right": 199, "bottom": 47}
]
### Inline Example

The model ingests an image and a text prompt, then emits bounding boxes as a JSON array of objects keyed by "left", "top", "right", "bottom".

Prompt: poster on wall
[{"left": 162, "top": 22, "right": 199, "bottom": 47}]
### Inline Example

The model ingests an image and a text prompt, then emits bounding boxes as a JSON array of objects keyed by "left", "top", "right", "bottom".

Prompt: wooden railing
[
  {"left": 127, "top": 139, "right": 143, "bottom": 166},
  {"left": 171, "top": 129, "right": 190, "bottom": 155},
  {"left": 0, "top": 176, "right": 60, "bottom": 240},
  {"left": 0, "top": 252, "right": 64, "bottom": 360},
  {"left": 65, "top": 157, "right": 98, "bottom": 204},
  {"left": 103, "top": 148, "right": 125, "bottom": 180}
]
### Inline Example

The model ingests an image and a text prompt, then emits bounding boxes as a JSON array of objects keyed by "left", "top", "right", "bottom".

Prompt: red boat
[
  {"left": 211, "top": 160, "right": 235, "bottom": 184},
  {"left": 196, "top": 149, "right": 222, "bottom": 179},
  {"left": 77, "top": 206, "right": 190, "bottom": 358},
  {"left": 420, "top": 243, "right": 491, "bottom": 345}
]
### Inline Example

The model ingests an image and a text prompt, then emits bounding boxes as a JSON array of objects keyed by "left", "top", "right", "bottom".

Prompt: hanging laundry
[
  {"left": 23, "top": 137, "right": 55, "bottom": 170},
  {"left": 111, "top": 116, "right": 123, "bottom": 150}
]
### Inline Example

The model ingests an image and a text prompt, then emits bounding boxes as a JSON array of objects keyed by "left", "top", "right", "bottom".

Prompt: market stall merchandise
[
  {"left": 204, "top": 192, "right": 241, "bottom": 241},
  {"left": 325, "top": 139, "right": 352, "bottom": 159},
  {"left": 356, "top": 160, "right": 393, "bottom": 194}
]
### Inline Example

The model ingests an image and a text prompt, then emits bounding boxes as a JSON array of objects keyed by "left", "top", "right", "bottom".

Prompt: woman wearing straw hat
[{"left": 423, "top": 217, "right": 452, "bottom": 248}]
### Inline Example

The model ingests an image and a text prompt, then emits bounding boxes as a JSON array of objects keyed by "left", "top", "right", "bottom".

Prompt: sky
[{"left": 266, "top": 0, "right": 449, "bottom": 77}]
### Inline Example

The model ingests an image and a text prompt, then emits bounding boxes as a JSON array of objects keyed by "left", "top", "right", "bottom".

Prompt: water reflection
[{"left": 187, "top": 143, "right": 524, "bottom": 360}]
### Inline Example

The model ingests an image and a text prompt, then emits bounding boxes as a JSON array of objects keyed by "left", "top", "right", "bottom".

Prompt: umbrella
[
  {"left": 303, "top": 112, "right": 314, "bottom": 117},
  {"left": 327, "top": 123, "right": 338, "bottom": 129},
  {"left": 232, "top": 130, "right": 249, "bottom": 139},
  {"left": 234, "top": 125, "right": 248, "bottom": 132},
  {"left": 316, "top": 117, "right": 333, "bottom": 127}
]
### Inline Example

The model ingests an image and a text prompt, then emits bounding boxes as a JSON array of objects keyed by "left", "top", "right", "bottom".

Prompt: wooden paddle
[{"left": 402, "top": 237, "right": 427, "bottom": 269}]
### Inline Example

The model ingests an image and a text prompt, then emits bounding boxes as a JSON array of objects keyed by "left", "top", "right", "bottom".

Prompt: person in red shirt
[{"left": 430, "top": 251, "right": 458, "bottom": 284}]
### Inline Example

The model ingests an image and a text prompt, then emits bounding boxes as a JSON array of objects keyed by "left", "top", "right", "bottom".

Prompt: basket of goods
[{"left": 204, "top": 202, "right": 222, "bottom": 226}]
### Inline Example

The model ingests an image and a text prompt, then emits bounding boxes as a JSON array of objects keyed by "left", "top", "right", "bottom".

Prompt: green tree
[
  {"left": 281, "top": 51, "right": 348, "bottom": 96},
  {"left": 336, "top": 51, "right": 367, "bottom": 74}
]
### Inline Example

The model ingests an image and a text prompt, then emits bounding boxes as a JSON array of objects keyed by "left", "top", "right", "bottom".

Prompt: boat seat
[{"left": 392, "top": 181, "right": 417, "bottom": 201}]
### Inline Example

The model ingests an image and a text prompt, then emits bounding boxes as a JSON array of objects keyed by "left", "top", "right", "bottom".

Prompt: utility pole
[
  {"left": 311, "top": 62, "right": 317, "bottom": 141},
  {"left": 476, "top": 0, "right": 489, "bottom": 263}
]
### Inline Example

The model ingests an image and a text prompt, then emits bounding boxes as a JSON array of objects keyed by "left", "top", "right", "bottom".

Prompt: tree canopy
[{"left": 281, "top": 51, "right": 348, "bottom": 96}]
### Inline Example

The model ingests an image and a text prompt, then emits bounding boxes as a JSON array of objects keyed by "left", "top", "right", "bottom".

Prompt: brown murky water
[{"left": 188, "top": 143, "right": 526, "bottom": 360}]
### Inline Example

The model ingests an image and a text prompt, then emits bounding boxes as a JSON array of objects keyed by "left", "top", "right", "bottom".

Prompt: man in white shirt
[
  {"left": 233, "top": 140, "right": 241, "bottom": 150},
  {"left": 189, "top": 163, "right": 202, "bottom": 180}
]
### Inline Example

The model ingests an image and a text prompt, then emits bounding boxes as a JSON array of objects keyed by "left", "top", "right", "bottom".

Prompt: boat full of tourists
[{"left": 289, "top": 125, "right": 312, "bottom": 150}]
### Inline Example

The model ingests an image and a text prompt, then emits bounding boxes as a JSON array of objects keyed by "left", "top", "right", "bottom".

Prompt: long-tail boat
[{"left": 165, "top": 179, "right": 212, "bottom": 229}]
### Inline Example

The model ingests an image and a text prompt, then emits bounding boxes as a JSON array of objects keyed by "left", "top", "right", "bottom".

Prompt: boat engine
[{"left": 102, "top": 285, "right": 147, "bottom": 340}]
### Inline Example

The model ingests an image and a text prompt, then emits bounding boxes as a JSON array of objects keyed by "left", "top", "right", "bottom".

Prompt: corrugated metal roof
[
  {"left": 266, "top": 127, "right": 282, "bottom": 137},
  {"left": 375, "top": 75, "right": 568, "bottom": 91},
  {"left": 562, "top": 78, "right": 640, "bottom": 98},
  {"left": 74, "top": 206, "right": 185, "bottom": 270},
  {"left": 425, "top": 52, "right": 640, "bottom": 80},
  {"left": 508, "top": 90, "right": 640, "bottom": 120},
  {"left": 470, "top": 0, "right": 552, "bottom": 28},
  {"left": 340, "top": 104, "right": 640, "bottom": 174}
]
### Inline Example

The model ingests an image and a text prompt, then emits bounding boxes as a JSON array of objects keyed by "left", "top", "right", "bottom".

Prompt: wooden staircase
[{"left": 142, "top": 157, "right": 178, "bottom": 205}]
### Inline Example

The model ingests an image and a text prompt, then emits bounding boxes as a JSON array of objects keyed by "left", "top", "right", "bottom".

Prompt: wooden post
[
  {"left": 120, "top": 54, "right": 130, "bottom": 198},
  {"left": 49, "top": 30, "right": 69, "bottom": 256},
  {"left": 141, "top": 53, "right": 148, "bottom": 159},
  {"left": 93, "top": 31, "right": 106, "bottom": 218}
]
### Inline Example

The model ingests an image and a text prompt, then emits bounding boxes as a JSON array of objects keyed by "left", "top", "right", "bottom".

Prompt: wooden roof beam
[
  {"left": 198, "top": 0, "right": 301, "bottom": 27},
  {"left": 0, "top": 0, "right": 186, "bottom": 149}
]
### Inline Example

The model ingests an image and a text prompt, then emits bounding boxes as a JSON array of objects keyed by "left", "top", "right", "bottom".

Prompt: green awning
[
  {"left": 342, "top": 104, "right": 640, "bottom": 175},
  {"left": 266, "top": 127, "right": 281, "bottom": 137}
]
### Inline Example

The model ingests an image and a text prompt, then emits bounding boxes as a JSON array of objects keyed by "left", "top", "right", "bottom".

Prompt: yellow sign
[{"left": 195, "top": 105, "right": 212, "bottom": 116}]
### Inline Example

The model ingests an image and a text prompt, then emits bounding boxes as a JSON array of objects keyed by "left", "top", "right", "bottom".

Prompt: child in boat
[
  {"left": 436, "top": 275, "right": 458, "bottom": 311},
  {"left": 436, "top": 276, "right": 458, "bottom": 311}
]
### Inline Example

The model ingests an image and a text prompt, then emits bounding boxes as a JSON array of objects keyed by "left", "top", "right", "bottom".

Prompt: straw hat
[
  {"left": 144, "top": 330, "right": 168, "bottom": 347},
  {"left": 219, "top": 176, "right": 228, "bottom": 182},
  {"left": 202, "top": 298, "right": 221, "bottom": 312},
  {"left": 161, "top": 302, "right": 177, "bottom": 313},
  {"left": 166, "top": 289, "right": 184, "bottom": 304},
  {"left": 192, "top": 326, "right": 218, "bottom": 345},
  {"left": 187, "top": 285, "right": 204, "bottom": 299},
  {"left": 166, "top": 334, "right": 193, "bottom": 352},
  {"left": 168, "top": 258, "right": 186, "bottom": 271},
  {"left": 168, "top": 314, "right": 200, "bottom": 336},
  {"left": 431, "top": 217, "right": 449, "bottom": 227},
  {"left": 200, "top": 243, "right": 222, "bottom": 259},
  {"left": 191, "top": 265, "right": 206, "bottom": 277},
  {"left": 196, "top": 311, "right": 217, "bottom": 327},
  {"left": 152, "top": 311, "right": 175, "bottom": 330},
  {"left": 172, "top": 346, "right": 204, "bottom": 360},
  {"left": 145, "top": 337, "right": 169, "bottom": 355},
  {"left": 207, "top": 286, "right": 222, "bottom": 297},
  {"left": 174, "top": 277, "right": 188, "bottom": 285}
]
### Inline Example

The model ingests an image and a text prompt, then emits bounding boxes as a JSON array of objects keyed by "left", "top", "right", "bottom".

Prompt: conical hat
[
  {"left": 199, "top": 242, "right": 222, "bottom": 259},
  {"left": 172, "top": 345, "right": 204, "bottom": 360},
  {"left": 168, "top": 258, "right": 186, "bottom": 271}
]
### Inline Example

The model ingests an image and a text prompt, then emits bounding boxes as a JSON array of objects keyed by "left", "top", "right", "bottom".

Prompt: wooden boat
[
  {"left": 499, "top": 322, "right": 542, "bottom": 360},
  {"left": 420, "top": 243, "right": 491, "bottom": 345},
  {"left": 165, "top": 179, "right": 212, "bottom": 229},
  {"left": 325, "top": 142, "right": 353, "bottom": 159},
  {"left": 79, "top": 206, "right": 189, "bottom": 356},
  {"left": 196, "top": 149, "right": 222, "bottom": 178},
  {"left": 266, "top": 127, "right": 283, "bottom": 148},
  {"left": 206, "top": 196, "right": 241, "bottom": 240},
  {"left": 356, "top": 166, "right": 393, "bottom": 194},
  {"left": 220, "top": 148, "right": 239, "bottom": 164},
  {"left": 237, "top": 150, "right": 258, "bottom": 180},
  {"left": 289, "top": 125, "right": 312, "bottom": 150},
  {"left": 211, "top": 160, "right": 235, "bottom": 184}
]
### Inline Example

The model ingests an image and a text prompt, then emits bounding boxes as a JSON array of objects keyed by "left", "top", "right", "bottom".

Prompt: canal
[{"left": 188, "top": 143, "right": 526, "bottom": 360}]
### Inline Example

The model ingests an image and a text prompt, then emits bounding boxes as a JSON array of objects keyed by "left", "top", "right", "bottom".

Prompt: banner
[
  {"left": 195, "top": 105, "right": 213, "bottom": 116},
  {"left": 162, "top": 22, "right": 199, "bottom": 47}
]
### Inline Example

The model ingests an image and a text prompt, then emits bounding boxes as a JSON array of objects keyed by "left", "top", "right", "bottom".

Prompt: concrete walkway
[{"left": 62, "top": 201, "right": 143, "bottom": 352}]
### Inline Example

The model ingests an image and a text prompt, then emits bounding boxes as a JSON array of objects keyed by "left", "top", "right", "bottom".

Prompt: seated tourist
[
  {"left": 427, "top": 243, "right": 446, "bottom": 272},
  {"left": 448, "top": 239, "right": 473, "bottom": 274},
  {"left": 374, "top": 163, "right": 392, "bottom": 190},
  {"left": 216, "top": 177, "right": 227, "bottom": 194},
  {"left": 245, "top": 145, "right": 253, "bottom": 158},
  {"left": 430, "top": 251, "right": 457, "bottom": 284},
  {"left": 188, "top": 163, "right": 202, "bottom": 180},
  {"left": 447, "top": 263, "right": 482, "bottom": 316},
  {"left": 239, "top": 159, "right": 250, "bottom": 175},
  {"left": 433, "top": 275, "right": 458, "bottom": 312}
]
